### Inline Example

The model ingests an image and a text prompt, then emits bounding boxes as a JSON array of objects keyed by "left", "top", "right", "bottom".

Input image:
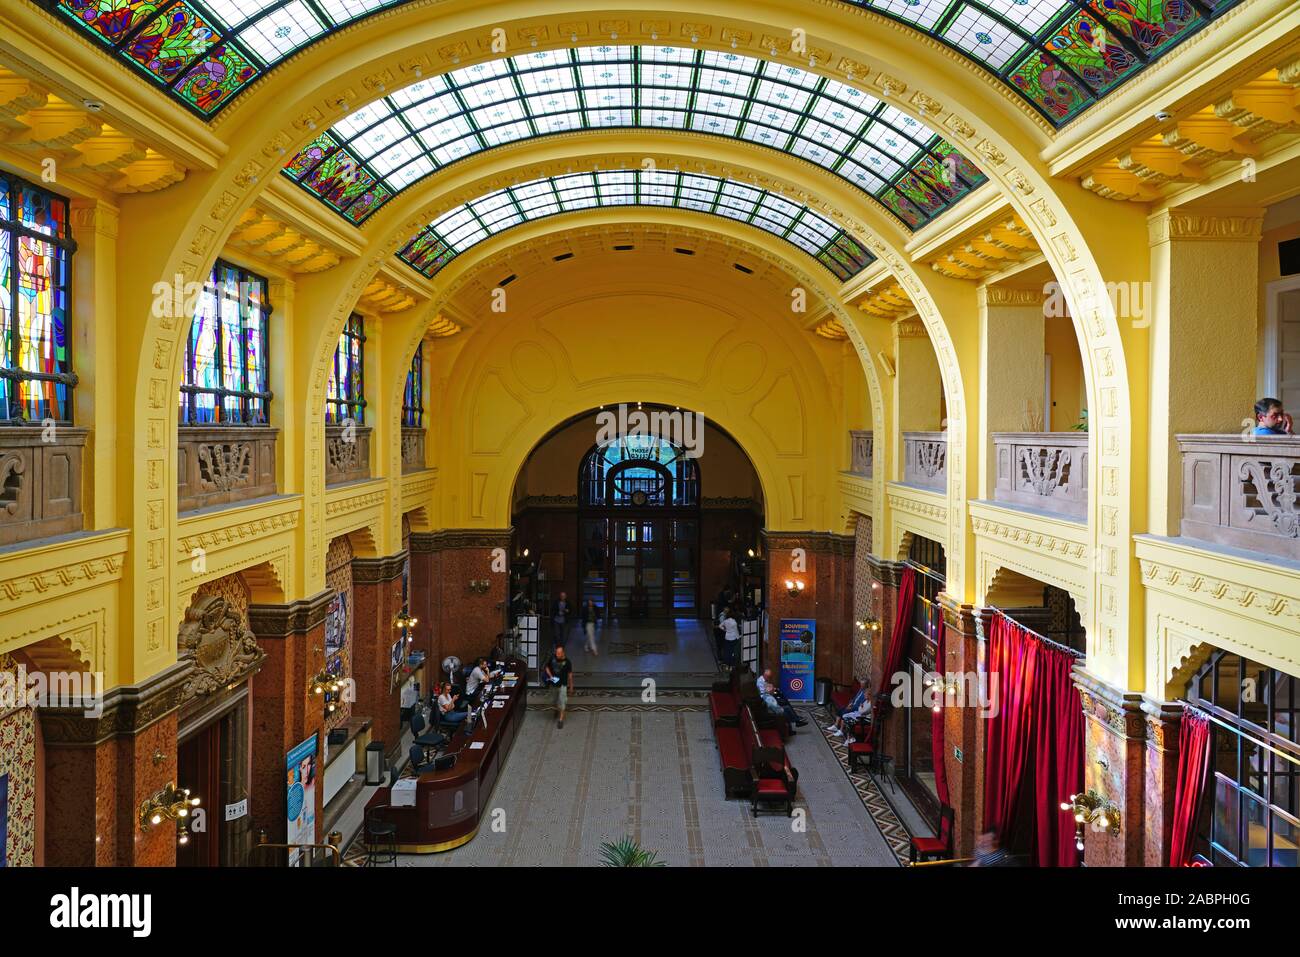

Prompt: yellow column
[
  {"left": 978, "top": 286, "right": 1046, "bottom": 499},
  {"left": 1146, "top": 207, "right": 1264, "bottom": 536},
  {"left": 70, "top": 197, "right": 118, "bottom": 529},
  {"left": 268, "top": 274, "right": 307, "bottom": 602}
]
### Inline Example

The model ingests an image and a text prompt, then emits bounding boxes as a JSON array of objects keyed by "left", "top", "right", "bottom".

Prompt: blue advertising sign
[
  {"left": 778, "top": 619, "right": 816, "bottom": 702},
  {"left": 286, "top": 734, "right": 318, "bottom": 866}
]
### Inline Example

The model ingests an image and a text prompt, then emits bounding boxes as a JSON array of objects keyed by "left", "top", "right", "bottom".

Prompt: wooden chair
[{"left": 909, "top": 805, "right": 955, "bottom": 864}]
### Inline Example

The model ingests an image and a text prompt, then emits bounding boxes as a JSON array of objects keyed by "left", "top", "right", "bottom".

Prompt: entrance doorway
[{"left": 177, "top": 695, "right": 251, "bottom": 866}]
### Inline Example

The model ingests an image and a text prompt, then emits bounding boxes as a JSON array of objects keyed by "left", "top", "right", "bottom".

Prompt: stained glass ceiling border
[
  {"left": 280, "top": 46, "right": 988, "bottom": 231},
  {"left": 395, "top": 169, "right": 877, "bottom": 282},
  {"left": 35, "top": 0, "right": 1244, "bottom": 124}
]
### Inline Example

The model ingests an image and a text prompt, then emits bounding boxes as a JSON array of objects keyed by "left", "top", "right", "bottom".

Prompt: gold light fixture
[
  {"left": 468, "top": 579, "right": 490, "bottom": 594},
  {"left": 1060, "top": 789, "right": 1121, "bottom": 851},
  {"left": 746, "top": 548, "right": 755, "bottom": 558},
  {"left": 395, "top": 607, "right": 419, "bottom": 635},
  {"left": 784, "top": 579, "right": 806, "bottom": 598},
  {"left": 139, "top": 781, "right": 200, "bottom": 830},
  {"left": 855, "top": 618, "right": 881, "bottom": 645}
]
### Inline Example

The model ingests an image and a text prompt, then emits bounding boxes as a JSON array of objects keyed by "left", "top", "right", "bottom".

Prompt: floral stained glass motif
[
  {"left": 0, "top": 174, "right": 75, "bottom": 423},
  {"left": 283, "top": 46, "right": 987, "bottom": 230},
  {"left": 402, "top": 343, "right": 422, "bottom": 429},
  {"left": 175, "top": 43, "right": 258, "bottom": 114},
  {"left": 179, "top": 259, "right": 271, "bottom": 425},
  {"left": 36, "top": 0, "right": 1243, "bottom": 123},
  {"left": 398, "top": 170, "right": 876, "bottom": 282},
  {"left": 325, "top": 313, "right": 364, "bottom": 425}
]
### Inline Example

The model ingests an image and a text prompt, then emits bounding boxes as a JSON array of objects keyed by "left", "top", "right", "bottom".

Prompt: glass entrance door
[{"left": 615, "top": 519, "right": 665, "bottom": 618}]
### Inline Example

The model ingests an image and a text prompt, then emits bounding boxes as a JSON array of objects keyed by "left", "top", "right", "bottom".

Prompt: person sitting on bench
[
  {"left": 759, "top": 686, "right": 806, "bottom": 732},
  {"left": 757, "top": 669, "right": 808, "bottom": 727},
  {"left": 826, "top": 681, "right": 871, "bottom": 738}
]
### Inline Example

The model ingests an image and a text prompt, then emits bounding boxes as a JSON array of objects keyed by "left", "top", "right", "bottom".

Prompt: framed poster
[
  {"left": 389, "top": 637, "right": 406, "bottom": 691},
  {"left": 778, "top": 618, "right": 816, "bottom": 702},
  {"left": 285, "top": 734, "right": 317, "bottom": 866}
]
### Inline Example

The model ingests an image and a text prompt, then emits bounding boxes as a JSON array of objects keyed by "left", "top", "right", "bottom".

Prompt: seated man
[
  {"left": 435, "top": 683, "right": 468, "bottom": 728},
  {"left": 759, "top": 687, "right": 806, "bottom": 733},
  {"left": 826, "top": 681, "right": 871, "bottom": 738},
  {"left": 757, "top": 668, "right": 808, "bottom": 727},
  {"left": 1253, "top": 397, "right": 1294, "bottom": 435},
  {"left": 464, "top": 656, "right": 499, "bottom": 703}
]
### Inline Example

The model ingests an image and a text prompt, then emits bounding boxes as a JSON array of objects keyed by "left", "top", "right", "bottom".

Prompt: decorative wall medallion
[{"left": 177, "top": 595, "right": 265, "bottom": 701}]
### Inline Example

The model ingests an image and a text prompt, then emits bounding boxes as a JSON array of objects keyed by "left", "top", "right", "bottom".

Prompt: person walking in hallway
[
  {"left": 544, "top": 644, "right": 574, "bottom": 729},
  {"left": 581, "top": 598, "right": 600, "bottom": 655},
  {"left": 553, "top": 591, "right": 570, "bottom": 647},
  {"left": 720, "top": 607, "right": 741, "bottom": 668}
]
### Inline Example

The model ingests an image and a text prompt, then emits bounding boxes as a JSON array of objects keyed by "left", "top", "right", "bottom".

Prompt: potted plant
[{"left": 598, "top": 836, "right": 667, "bottom": 867}]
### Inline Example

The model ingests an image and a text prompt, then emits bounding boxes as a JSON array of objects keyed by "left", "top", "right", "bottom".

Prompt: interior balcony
[{"left": 901, "top": 431, "right": 946, "bottom": 492}]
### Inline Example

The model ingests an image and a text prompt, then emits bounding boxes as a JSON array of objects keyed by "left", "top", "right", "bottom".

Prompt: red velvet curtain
[
  {"left": 930, "top": 622, "right": 950, "bottom": 809},
  {"left": 1169, "top": 711, "right": 1212, "bottom": 867},
  {"left": 983, "top": 615, "right": 1039, "bottom": 844},
  {"left": 1030, "top": 644, "right": 1085, "bottom": 867},
  {"left": 877, "top": 567, "right": 917, "bottom": 702}
]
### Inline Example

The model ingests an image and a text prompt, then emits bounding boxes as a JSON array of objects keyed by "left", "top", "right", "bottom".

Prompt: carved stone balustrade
[
  {"left": 902, "top": 432, "right": 947, "bottom": 491},
  {"left": 325, "top": 424, "right": 371, "bottom": 486},
  {"left": 0, "top": 426, "right": 88, "bottom": 545},
  {"left": 993, "top": 432, "right": 1088, "bottom": 520},
  {"left": 178, "top": 426, "right": 278, "bottom": 512},
  {"left": 849, "top": 430, "right": 873, "bottom": 477},
  {"left": 401, "top": 427, "right": 426, "bottom": 474},
  {"left": 1179, "top": 434, "right": 1300, "bottom": 560}
]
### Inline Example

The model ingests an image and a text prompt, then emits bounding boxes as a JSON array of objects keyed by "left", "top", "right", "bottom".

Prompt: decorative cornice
[
  {"left": 352, "top": 550, "right": 409, "bottom": 584},
  {"left": 176, "top": 510, "right": 299, "bottom": 555},
  {"left": 981, "top": 285, "right": 1042, "bottom": 307},
  {"left": 410, "top": 528, "right": 513, "bottom": 552},
  {"left": 970, "top": 515, "right": 1088, "bottom": 563},
  {"left": 37, "top": 659, "right": 191, "bottom": 746},
  {"left": 247, "top": 588, "right": 335, "bottom": 637},
  {"left": 760, "top": 530, "right": 854, "bottom": 556},
  {"left": 886, "top": 491, "right": 948, "bottom": 523},
  {"left": 1147, "top": 208, "right": 1265, "bottom": 245},
  {"left": 1137, "top": 556, "right": 1300, "bottom": 631},
  {"left": 866, "top": 554, "right": 906, "bottom": 587},
  {"left": 0, "top": 554, "right": 123, "bottom": 605},
  {"left": 1140, "top": 696, "right": 1185, "bottom": 752},
  {"left": 938, "top": 594, "right": 985, "bottom": 635},
  {"left": 1074, "top": 666, "right": 1146, "bottom": 740},
  {"left": 894, "top": 317, "right": 929, "bottom": 339},
  {"left": 324, "top": 488, "right": 388, "bottom": 517}
]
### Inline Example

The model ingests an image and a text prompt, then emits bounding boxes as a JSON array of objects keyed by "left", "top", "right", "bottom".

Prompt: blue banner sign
[{"left": 779, "top": 619, "right": 816, "bottom": 702}]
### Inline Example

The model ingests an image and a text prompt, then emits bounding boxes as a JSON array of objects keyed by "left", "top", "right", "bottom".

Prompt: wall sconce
[
  {"left": 784, "top": 579, "right": 805, "bottom": 598},
  {"left": 855, "top": 618, "right": 881, "bottom": 644},
  {"left": 1061, "top": 789, "right": 1121, "bottom": 851},
  {"left": 139, "top": 781, "right": 200, "bottom": 831},
  {"left": 468, "top": 579, "right": 491, "bottom": 595},
  {"left": 310, "top": 668, "right": 344, "bottom": 714},
  {"left": 746, "top": 548, "right": 755, "bottom": 558},
  {"left": 395, "top": 607, "right": 418, "bottom": 641}
]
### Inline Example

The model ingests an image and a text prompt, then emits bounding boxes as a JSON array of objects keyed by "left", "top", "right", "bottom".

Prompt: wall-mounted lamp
[
  {"left": 746, "top": 548, "right": 755, "bottom": 558},
  {"left": 468, "top": 579, "right": 491, "bottom": 595},
  {"left": 1060, "top": 789, "right": 1121, "bottom": 852},
  {"left": 784, "top": 579, "right": 805, "bottom": 598},
  {"left": 139, "top": 781, "right": 200, "bottom": 831},
  {"left": 855, "top": 618, "right": 881, "bottom": 645},
  {"left": 521, "top": 547, "right": 530, "bottom": 558},
  {"left": 310, "top": 667, "right": 345, "bottom": 715},
  {"left": 395, "top": 607, "right": 419, "bottom": 639}
]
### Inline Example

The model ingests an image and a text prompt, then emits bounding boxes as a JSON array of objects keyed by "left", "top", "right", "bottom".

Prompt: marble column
[
  {"left": 351, "top": 552, "right": 407, "bottom": 755},
  {"left": 38, "top": 661, "right": 188, "bottom": 866},
  {"left": 1074, "top": 668, "right": 1148, "bottom": 866},
  {"left": 247, "top": 591, "right": 332, "bottom": 848},
  {"left": 938, "top": 597, "right": 989, "bottom": 858},
  {"left": 410, "top": 529, "right": 512, "bottom": 671},
  {"left": 761, "top": 531, "right": 854, "bottom": 686}
]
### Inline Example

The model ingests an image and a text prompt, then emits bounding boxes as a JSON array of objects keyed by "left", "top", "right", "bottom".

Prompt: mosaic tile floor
[{"left": 348, "top": 696, "right": 901, "bottom": 868}]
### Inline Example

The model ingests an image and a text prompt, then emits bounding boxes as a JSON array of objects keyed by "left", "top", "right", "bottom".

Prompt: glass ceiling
[
  {"left": 37, "top": 0, "right": 1242, "bottom": 124},
  {"left": 281, "top": 46, "right": 987, "bottom": 230},
  {"left": 395, "top": 169, "right": 876, "bottom": 282}
]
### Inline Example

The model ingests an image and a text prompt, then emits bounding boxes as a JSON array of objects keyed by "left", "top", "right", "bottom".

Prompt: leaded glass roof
[
  {"left": 35, "top": 1, "right": 1243, "bottom": 124},
  {"left": 396, "top": 169, "right": 876, "bottom": 282},
  {"left": 281, "top": 46, "right": 987, "bottom": 230}
]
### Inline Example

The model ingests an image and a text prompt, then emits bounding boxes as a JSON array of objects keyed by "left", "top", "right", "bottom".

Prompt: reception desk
[{"left": 364, "top": 661, "right": 528, "bottom": 852}]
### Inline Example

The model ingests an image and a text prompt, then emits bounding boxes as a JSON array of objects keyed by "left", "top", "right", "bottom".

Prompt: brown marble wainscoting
[
  {"left": 1142, "top": 698, "right": 1186, "bottom": 867},
  {"left": 760, "top": 530, "right": 854, "bottom": 687},
  {"left": 247, "top": 591, "right": 333, "bottom": 852},
  {"left": 38, "top": 660, "right": 189, "bottom": 866},
  {"left": 1074, "top": 668, "right": 1148, "bottom": 866},
  {"left": 409, "top": 529, "right": 512, "bottom": 673},
  {"left": 351, "top": 552, "right": 408, "bottom": 755},
  {"left": 868, "top": 556, "right": 906, "bottom": 770},
  {"left": 937, "top": 598, "right": 988, "bottom": 859}
]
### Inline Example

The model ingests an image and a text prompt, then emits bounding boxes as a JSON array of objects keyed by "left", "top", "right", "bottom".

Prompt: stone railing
[
  {"left": 1179, "top": 434, "right": 1300, "bottom": 560},
  {"left": 325, "top": 424, "right": 371, "bottom": 486},
  {"left": 902, "top": 432, "right": 947, "bottom": 491},
  {"left": 993, "top": 432, "right": 1088, "bottom": 520},
  {"left": 401, "top": 426, "right": 426, "bottom": 474},
  {"left": 178, "top": 426, "right": 278, "bottom": 513},
  {"left": 0, "top": 426, "right": 88, "bottom": 546},
  {"left": 849, "top": 430, "right": 873, "bottom": 477}
]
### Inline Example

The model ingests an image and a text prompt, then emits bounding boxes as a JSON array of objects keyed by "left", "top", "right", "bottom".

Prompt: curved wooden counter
[{"left": 364, "top": 662, "right": 528, "bottom": 852}]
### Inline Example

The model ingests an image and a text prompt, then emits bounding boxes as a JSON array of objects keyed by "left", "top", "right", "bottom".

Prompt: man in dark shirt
[{"left": 543, "top": 645, "right": 574, "bottom": 729}]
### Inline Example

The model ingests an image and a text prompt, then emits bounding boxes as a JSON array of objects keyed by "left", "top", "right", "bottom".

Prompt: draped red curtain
[
  {"left": 931, "top": 622, "right": 950, "bottom": 809},
  {"left": 983, "top": 615, "right": 1038, "bottom": 842},
  {"left": 1031, "top": 645, "right": 1085, "bottom": 867},
  {"left": 877, "top": 567, "right": 917, "bottom": 701},
  {"left": 1169, "top": 711, "right": 1212, "bottom": 867}
]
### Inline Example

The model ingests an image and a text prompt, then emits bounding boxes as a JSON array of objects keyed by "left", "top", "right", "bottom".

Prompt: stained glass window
[
  {"left": 398, "top": 170, "right": 876, "bottom": 282},
  {"left": 325, "top": 312, "right": 364, "bottom": 424},
  {"left": 580, "top": 434, "right": 700, "bottom": 507},
  {"left": 179, "top": 258, "right": 271, "bottom": 424},
  {"left": 401, "top": 342, "right": 422, "bottom": 428},
  {"left": 282, "top": 46, "right": 987, "bottom": 230},
  {"left": 36, "top": 1, "right": 1244, "bottom": 125},
  {"left": 0, "top": 173, "right": 75, "bottom": 423}
]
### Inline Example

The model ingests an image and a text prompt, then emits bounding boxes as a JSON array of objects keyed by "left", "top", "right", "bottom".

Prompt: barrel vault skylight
[
  {"left": 37, "top": 0, "right": 1243, "bottom": 124},
  {"left": 395, "top": 170, "right": 877, "bottom": 282},
  {"left": 280, "top": 46, "right": 987, "bottom": 230}
]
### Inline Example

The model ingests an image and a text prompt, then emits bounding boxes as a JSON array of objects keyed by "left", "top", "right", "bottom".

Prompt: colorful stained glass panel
[{"left": 175, "top": 43, "right": 259, "bottom": 114}]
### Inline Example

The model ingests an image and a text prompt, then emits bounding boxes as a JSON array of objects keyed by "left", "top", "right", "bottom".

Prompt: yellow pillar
[
  {"left": 978, "top": 287, "right": 1046, "bottom": 499},
  {"left": 1146, "top": 207, "right": 1264, "bottom": 536}
]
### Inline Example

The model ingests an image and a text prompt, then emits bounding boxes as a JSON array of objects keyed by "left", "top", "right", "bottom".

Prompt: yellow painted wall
[{"left": 1045, "top": 315, "right": 1087, "bottom": 432}]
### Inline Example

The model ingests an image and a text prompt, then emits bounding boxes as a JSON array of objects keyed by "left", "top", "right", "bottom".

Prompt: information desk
[{"left": 364, "top": 666, "right": 527, "bottom": 852}]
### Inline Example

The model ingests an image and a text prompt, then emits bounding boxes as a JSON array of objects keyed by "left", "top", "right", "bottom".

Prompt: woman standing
[{"left": 581, "top": 598, "right": 601, "bottom": 656}]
